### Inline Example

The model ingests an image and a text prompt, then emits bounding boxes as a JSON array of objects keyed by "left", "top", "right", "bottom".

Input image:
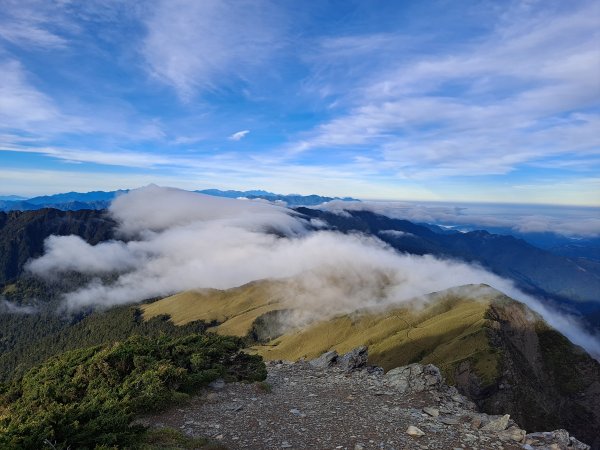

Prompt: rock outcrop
[
  {"left": 385, "top": 363, "right": 444, "bottom": 393},
  {"left": 308, "top": 346, "right": 371, "bottom": 372}
]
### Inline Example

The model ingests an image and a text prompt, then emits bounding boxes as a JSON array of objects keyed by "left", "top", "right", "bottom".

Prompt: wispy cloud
[
  {"left": 288, "top": 1, "right": 600, "bottom": 179},
  {"left": 229, "top": 130, "right": 250, "bottom": 141},
  {"left": 0, "top": 59, "right": 62, "bottom": 127},
  {"left": 0, "top": 0, "right": 69, "bottom": 48},
  {"left": 0, "top": 58, "right": 168, "bottom": 145},
  {"left": 141, "top": 0, "right": 284, "bottom": 99}
]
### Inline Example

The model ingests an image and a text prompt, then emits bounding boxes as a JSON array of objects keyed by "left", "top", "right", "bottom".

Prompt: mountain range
[{"left": 0, "top": 189, "right": 357, "bottom": 212}]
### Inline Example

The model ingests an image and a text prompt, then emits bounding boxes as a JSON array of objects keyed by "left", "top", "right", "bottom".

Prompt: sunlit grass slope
[
  {"left": 141, "top": 281, "right": 287, "bottom": 336},
  {"left": 253, "top": 294, "right": 499, "bottom": 383},
  {"left": 142, "top": 282, "right": 505, "bottom": 385}
]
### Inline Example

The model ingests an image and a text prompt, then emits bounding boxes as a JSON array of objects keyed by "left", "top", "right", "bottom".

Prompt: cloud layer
[
  {"left": 320, "top": 200, "right": 600, "bottom": 238},
  {"left": 27, "top": 186, "right": 600, "bottom": 357}
]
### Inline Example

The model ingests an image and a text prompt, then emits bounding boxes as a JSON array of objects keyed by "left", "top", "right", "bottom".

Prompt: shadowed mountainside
[{"left": 0, "top": 209, "right": 116, "bottom": 285}]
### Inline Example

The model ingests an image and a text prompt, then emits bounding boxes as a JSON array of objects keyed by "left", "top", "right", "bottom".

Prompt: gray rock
[
  {"left": 338, "top": 346, "right": 368, "bottom": 371},
  {"left": 225, "top": 402, "right": 244, "bottom": 412},
  {"left": 570, "top": 436, "right": 592, "bottom": 450},
  {"left": 423, "top": 406, "right": 439, "bottom": 417},
  {"left": 524, "top": 430, "right": 590, "bottom": 449},
  {"left": 439, "top": 416, "right": 460, "bottom": 425},
  {"left": 289, "top": 408, "right": 306, "bottom": 417},
  {"left": 385, "top": 363, "right": 443, "bottom": 393},
  {"left": 309, "top": 350, "right": 338, "bottom": 369},
  {"left": 451, "top": 393, "right": 466, "bottom": 404},
  {"left": 497, "top": 426, "right": 526, "bottom": 442},
  {"left": 366, "top": 365, "right": 385, "bottom": 375},
  {"left": 481, "top": 414, "right": 510, "bottom": 431},
  {"left": 406, "top": 425, "right": 425, "bottom": 437}
]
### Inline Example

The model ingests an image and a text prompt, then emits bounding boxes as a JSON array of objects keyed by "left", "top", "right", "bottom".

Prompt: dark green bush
[{"left": 0, "top": 333, "right": 266, "bottom": 449}]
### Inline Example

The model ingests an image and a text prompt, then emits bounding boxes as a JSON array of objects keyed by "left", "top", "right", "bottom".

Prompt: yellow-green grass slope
[
  {"left": 142, "top": 282, "right": 508, "bottom": 386},
  {"left": 141, "top": 281, "right": 289, "bottom": 337}
]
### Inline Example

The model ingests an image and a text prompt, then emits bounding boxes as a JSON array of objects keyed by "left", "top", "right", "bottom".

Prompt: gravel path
[{"left": 140, "top": 361, "right": 526, "bottom": 450}]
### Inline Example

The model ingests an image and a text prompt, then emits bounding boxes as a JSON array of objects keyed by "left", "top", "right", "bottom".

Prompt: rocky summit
[{"left": 139, "top": 348, "right": 590, "bottom": 450}]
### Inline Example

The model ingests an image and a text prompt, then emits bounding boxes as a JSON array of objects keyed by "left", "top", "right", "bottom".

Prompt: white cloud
[
  {"left": 229, "top": 130, "right": 250, "bottom": 141},
  {"left": 0, "top": 0, "right": 69, "bottom": 48},
  {"left": 378, "top": 229, "right": 413, "bottom": 238},
  {"left": 0, "top": 60, "right": 62, "bottom": 127},
  {"left": 288, "top": 1, "right": 600, "bottom": 178},
  {"left": 319, "top": 200, "right": 600, "bottom": 238},
  {"left": 0, "top": 59, "right": 168, "bottom": 143},
  {"left": 26, "top": 185, "right": 600, "bottom": 358},
  {"left": 141, "top": 0, "right": 284, "bottom": 99},
  {"left": 0, "top": 298, "right": 37, "bottom": 314}
]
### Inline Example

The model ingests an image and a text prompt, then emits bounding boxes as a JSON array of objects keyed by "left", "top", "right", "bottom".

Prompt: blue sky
[{"left": 0, "top": 0, "right": 598, "bottom": 205}]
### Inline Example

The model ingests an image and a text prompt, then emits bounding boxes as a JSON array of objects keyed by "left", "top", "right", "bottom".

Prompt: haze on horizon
[{"left": 0, "top": 0, "right": 599, "bottom": 205}]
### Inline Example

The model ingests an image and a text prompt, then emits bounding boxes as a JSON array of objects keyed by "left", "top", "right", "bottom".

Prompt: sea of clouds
[
  {"left": 319, "top": 200, "right": 600, "bottom": 238},
  {"left": 27, "top": 185, "right": 600, "bottom": 357}
]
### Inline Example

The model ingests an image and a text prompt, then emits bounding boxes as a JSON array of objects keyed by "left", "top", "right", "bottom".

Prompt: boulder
[
  {"left": 523, "top": 430, "right": 590, "bottom": 449},
  {"left": 497, "top": 426, "right": 526, "bottom": 442},
  {"left": 385, "top": 363, "right": 443, "bottom": 393},
  {"left": 481, "top": 414, "right": 510, "bottom": 432},
  {"left": 309, "top": 350, "right": 338, "bottom": 369},
  {"left": 338, "top": 346, "right": 368, "bottom": 371}
]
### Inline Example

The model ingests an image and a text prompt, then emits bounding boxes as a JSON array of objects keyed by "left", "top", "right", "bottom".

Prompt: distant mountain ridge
[
  {"left": 296, "top": 207, "right": 600, "bottom": 328},
  {"left": 0, "top": 188, "right": 357, "bottom": 211},
  {"left": 0, "top": 195, "right": 27, "bottom": 201},
  {"left": 0, "top": 190, "right": 125, "bottom": 212},
  {"left": 196, "top": 189, "right": 357, "bottom": 206}
]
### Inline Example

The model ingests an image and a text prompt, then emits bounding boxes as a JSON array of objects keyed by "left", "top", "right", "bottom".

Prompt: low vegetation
[
  {"left": 0, "top": 302, "right": 216, "bottom": 382},
  {"left": 0, "top": 333, "right": 266, "bottom": 450}
]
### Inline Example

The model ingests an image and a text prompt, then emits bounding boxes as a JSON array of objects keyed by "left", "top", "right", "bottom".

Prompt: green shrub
[{"left": 0, "top": 333, "right": 266, "bottom": 449}]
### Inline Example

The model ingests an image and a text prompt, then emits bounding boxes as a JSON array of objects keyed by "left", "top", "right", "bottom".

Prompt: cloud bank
[
  {"left": 320, "top": 200, "right": 600, "bottom": 238},
  {"left": 27, "top": 185, "right": 600, "bottom": 357}
]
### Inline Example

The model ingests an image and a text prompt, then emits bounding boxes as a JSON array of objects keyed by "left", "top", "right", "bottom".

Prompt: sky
[{"left": 0, "top": 0, "right": 598, "bottom": 205}]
